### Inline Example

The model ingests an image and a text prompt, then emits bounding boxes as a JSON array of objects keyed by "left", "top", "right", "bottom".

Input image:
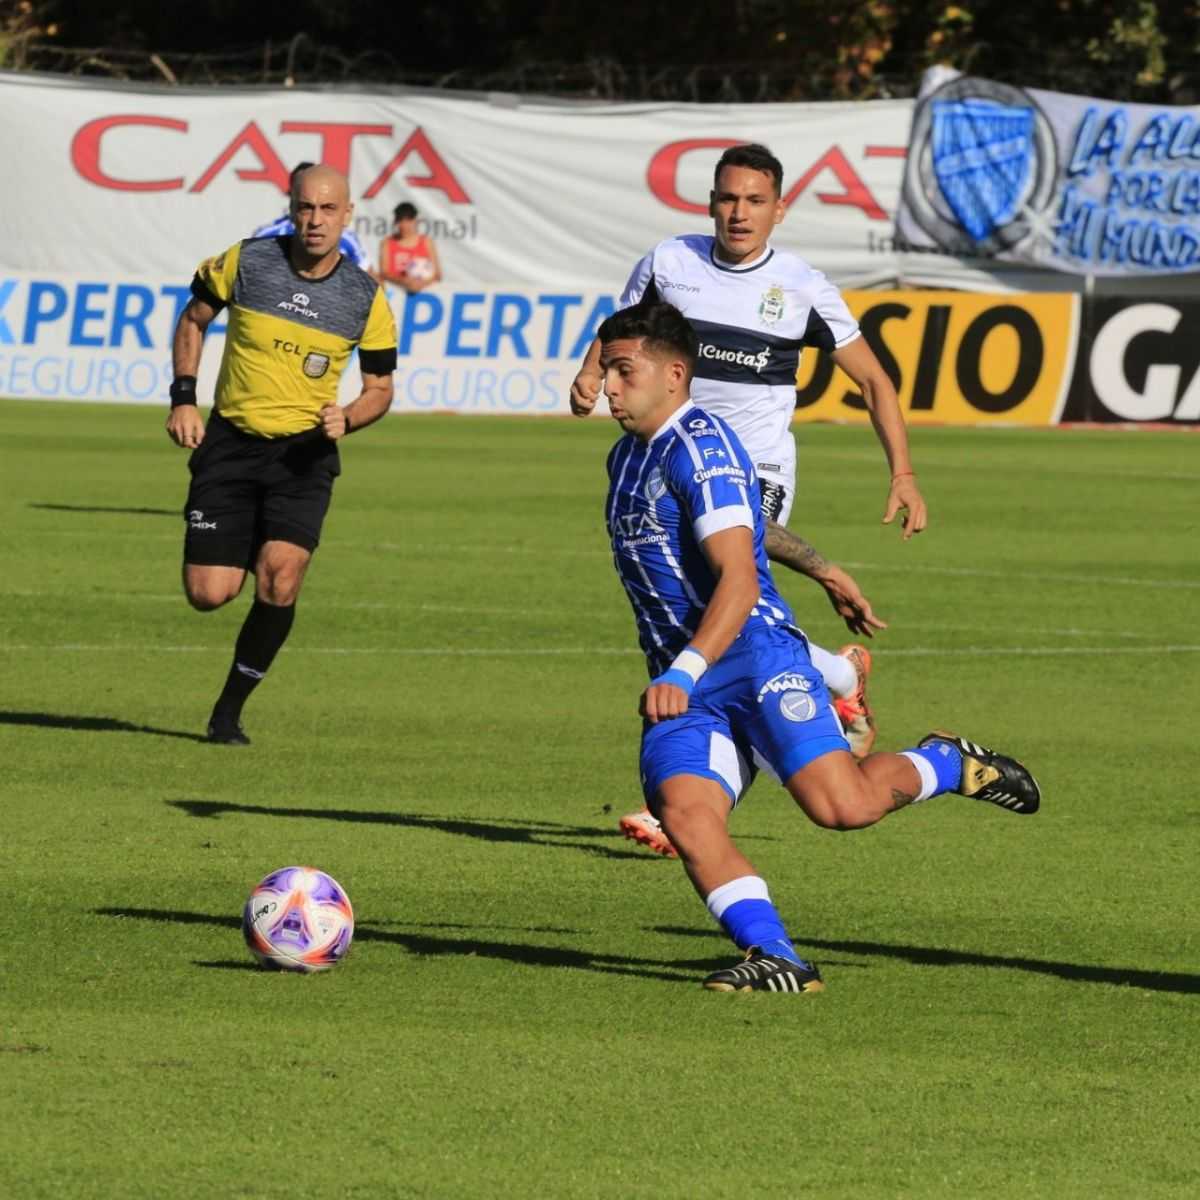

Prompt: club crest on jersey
[
  {"left": 757, "top": 670, "right": 813, "bottom": 703},
  {"left": 779, "top": 690, "right": 817, "bottom": 722},
  {"left": 758, "top": 285, "right": 785, "bottom": 326},
  {"left": 644, "top": 466, "right": 667, "bottom": 501},
  {"left": 303, "top": 352, "right": 331, "bottom": 379}
]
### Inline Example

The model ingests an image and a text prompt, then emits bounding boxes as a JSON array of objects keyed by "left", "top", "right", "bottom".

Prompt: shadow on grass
[
  {"left": 95, "top": 907, "right": 696, "bottom": 985},
  {"left": 649, "top": 925, "right": 1200, "bottom": 995},
  {"left": 168, "top": 799, "right": 649, "bottom": 861},
  {"left": 0, "top": 711, "right": 207, "bottom": 743},
  {"left": 29, "top": 503, "right": 177, "bottom": 517}
]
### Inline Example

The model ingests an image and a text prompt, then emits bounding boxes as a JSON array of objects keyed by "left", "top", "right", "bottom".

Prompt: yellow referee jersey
[{"left": 192, "top": 237, "right": 397, "bottom": 438}]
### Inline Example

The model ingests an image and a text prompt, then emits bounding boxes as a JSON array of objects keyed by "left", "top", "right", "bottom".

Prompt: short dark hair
[
  {"left": 289, "top": 161, "right": 316, "bottom": 187},
  {"left": 393, "top": 202, "right": 418, "bottom": 221},
  {"left": 713, "top": 143, "right": 783, "bottom": 196},
  {"left": 597, "top": 303, "right": 697, "bottom": 375}
]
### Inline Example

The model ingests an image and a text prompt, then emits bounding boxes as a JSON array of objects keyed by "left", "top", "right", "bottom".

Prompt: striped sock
[
  {"left": 705, "top": 876, "right": 808, "bottom": 967},
  {"left": 901, "top": 742, "right": 964, "bottom": 801}
]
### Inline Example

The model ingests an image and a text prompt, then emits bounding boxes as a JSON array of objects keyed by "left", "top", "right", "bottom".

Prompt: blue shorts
[{"left": 639, "top": 625, "right": 850, "bottom": 809}]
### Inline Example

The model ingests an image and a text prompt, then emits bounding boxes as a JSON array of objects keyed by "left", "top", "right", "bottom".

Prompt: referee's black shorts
[{"left": 182, "top": 412, "right": 341, "bottom": 570}]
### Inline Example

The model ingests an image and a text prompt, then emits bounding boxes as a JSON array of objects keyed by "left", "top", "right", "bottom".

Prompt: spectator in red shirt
[{"left": 378, "top": 202, "right": 441, "bottom": 292}]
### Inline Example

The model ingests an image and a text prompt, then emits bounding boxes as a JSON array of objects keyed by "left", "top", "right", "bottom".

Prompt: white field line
[
  {"left": 1, "top": 643, "right": 1199, "bottom": 658},
  {"left": 0, "top": 589, "right": 1178, "bottom": 642},
  {"left": 2, "top": 541, "right": 1196, "bottom": 592},
  {"left": 837, "top": 561, "right": 1200, "bottom": 590}
]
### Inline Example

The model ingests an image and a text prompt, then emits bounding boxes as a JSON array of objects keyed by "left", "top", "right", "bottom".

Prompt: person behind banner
[
  {"left": 378, "top": 202, "right": 442, "bottom": 293},
  {"left": 165, "top": 165, "right": 397, "bottom": 744},
  {"left": 251, "top": 161, "right": 371, "bottom": 271},
  {"left": 597, "top": 300, "right": 1039, "bottom": 993}
]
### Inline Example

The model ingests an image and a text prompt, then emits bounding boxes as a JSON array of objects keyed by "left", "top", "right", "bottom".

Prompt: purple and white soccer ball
[{"left": 242, "top": 866, "right": 354, "bottom": 973}]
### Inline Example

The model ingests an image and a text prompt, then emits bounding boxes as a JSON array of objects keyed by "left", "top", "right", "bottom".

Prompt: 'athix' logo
[
  {"left": 903, "top": 75, "right": 1058, "bottom": 255},
  {"left": 277, "top": 293, "right": 320, "bottom": 319}
]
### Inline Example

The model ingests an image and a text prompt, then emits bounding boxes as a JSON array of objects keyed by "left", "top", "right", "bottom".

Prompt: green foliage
[
  {"left": 1, "top": 400, "right": 1198, "bottom": 1197},
  {"left": 12, "top": 0, "right": 1198, "bottom": 100},
  {"left": 1086, "top": 0, "right": 1168, "bottom": 88}
]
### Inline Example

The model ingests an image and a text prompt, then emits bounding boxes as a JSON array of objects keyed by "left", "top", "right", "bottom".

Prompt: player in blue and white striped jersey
[
  {"left": 597, "top": 302, "right": 1039, "bottom": 993},
  {"left": 606, "top": 376, "right": 799, "bottom": 680},
  {"left": 575, "top": 143, "right": 929, "bottom": 855},
  {"left": 251, "top": 162, "right": 370, "bottom": 271}
]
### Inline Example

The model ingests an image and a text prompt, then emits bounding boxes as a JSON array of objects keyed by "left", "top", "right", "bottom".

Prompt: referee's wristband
[
  {"left": 169, "top": 376, "right": 198, "bottom": 408},
  {"left": 651, "top": 647, "right": 709, "bottom": 696}
]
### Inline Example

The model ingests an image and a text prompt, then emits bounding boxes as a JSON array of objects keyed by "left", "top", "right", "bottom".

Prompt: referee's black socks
[{"left": 211, "top": 598, "right": 296, "bottom": 722}]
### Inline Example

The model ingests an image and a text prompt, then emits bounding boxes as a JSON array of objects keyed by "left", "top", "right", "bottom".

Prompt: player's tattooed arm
[
  {"left": 763, "top": 521, "right": 829, "bottom": 577},
  {"left": 765, "top": 521, "right": 888, "bottom": 639}
]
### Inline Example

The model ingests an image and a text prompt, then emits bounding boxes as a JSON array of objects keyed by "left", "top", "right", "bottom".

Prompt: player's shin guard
[{"left": 212, "top": 599, "right": 296, "bottom": 721}]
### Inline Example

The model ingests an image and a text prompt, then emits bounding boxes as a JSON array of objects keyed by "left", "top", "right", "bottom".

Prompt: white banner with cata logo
[
  {"left": 897, "top": 66, "right": 1200, "bottom": 276},
  {"left": 0, "top": 71, "right": 911, "bottom": 290}
]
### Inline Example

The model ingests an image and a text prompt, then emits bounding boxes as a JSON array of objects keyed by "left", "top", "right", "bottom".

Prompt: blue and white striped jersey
[
  {"left": 606, "top": 400, "right": 799, "bottom": 676},
  {"left": 250, "top": 214, "right": 371, "bottom": 271}
]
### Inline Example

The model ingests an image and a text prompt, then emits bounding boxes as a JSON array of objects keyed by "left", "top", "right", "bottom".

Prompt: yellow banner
[{"left": 795, "top": 291, "right": 1080, "bottom": 426}]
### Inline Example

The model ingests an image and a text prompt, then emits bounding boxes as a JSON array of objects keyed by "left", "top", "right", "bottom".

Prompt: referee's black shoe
[
  {"left": 703, "top": 947, "right": 825, "bottom": 994},
  {"left": 207, "top": 711, "right": 251, "bottom": 746},
  {"left": 919, "top": 730, "right": 1040, "bottom": 814}
]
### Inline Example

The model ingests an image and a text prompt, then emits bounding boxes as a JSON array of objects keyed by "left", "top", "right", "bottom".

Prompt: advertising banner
[
  {"left": 3, "top": 272, "right": 1196, "bottom": 425},
  {"left": 794, "top": 290, "right": 1081, "bottom": 426},
  {"left": 1063, "top": 298, "right": 1200, "bottom": 423},
  {"left": 0, "top": 272, "right": 617, "bottom": 416},
  {"left": 898, "top": 66, "right": 1200, "bottom": 276},
  {"left": 0, "top": 71, "right": 911, "bottom": 290}
]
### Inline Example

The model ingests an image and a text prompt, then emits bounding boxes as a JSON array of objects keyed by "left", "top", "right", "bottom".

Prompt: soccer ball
[
  {"left": 405, "top": 257, "right": 435, "bottom": 282},
  {"left": 242, "top": 866, "right": 354, "bottom": 973}
]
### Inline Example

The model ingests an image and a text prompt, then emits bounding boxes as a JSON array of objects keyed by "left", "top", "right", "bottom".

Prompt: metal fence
[{"left": 12, "top": 36, "right": 1194, "bottom": 104}]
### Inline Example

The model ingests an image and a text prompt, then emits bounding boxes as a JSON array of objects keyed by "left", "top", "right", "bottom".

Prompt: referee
[{"left": 166, "top": 164, "right": 397, "bottom": 744}]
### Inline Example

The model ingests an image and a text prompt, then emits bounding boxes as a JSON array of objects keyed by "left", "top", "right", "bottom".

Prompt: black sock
[{"left": 212, "top": 599, "right": 296, "bottom": 720}]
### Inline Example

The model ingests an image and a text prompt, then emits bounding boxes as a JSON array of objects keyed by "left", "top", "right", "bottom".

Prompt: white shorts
[{"left": 752, "top": 436, "right": 796, "bottom": 525}]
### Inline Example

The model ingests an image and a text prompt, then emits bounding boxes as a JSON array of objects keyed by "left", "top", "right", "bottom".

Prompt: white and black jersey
[{"left": 618, "top": 234, "right": 860, "bottom": 522}]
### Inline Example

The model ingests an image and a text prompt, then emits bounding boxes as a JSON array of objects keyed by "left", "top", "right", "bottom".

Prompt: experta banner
[
  {"left": 796, "top": 290, "right": 1200, "bottom": 426},
  {"left": 0, "top": 273, "right": 618, "bottom": 415},
  {"left": 898, "top": 67, "right": 1200, "bottom": 275},
  {"left": 4, "top": 273, "right": 1195, "bottom": 425},
  {"left": 0, "top": 71, "right": 911, "bottom": 289}
]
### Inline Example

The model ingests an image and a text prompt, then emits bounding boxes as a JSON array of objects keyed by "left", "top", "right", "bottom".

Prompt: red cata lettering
[
  {"left": 646, "top": 139, "right": 889, "bottom": 220},
  {"left": 70, "top": 114, "right": 189, "bottom": 191},
  {"left": 278, "top": 122, "right": 392, "bottom": 176},
  {"left": 362, "top": 127, "right": 471, "bottom": 202},
  {"left": 190, "top": 121, "right": 290, "bottom": 193}
]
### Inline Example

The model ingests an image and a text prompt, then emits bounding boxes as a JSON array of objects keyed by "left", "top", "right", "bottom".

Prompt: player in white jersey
[{"left": 571, "top": 143, "right": 928, "bottom": 856}]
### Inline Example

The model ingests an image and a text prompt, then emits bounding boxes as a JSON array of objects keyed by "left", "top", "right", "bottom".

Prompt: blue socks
[
  {"left": 705, "top": 877, "right": 812, "bottom": 968},
  {"left": 901, "top": 741, "right": 964, "bottom": 801}
]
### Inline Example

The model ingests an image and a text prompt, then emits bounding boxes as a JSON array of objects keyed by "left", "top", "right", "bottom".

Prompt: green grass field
[{"left": 2, "top": 398, "right": 1198, "bottom": 1199}]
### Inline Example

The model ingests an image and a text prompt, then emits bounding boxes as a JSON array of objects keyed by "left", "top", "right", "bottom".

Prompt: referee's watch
[{"left": 169, "top": 376, "right": 198, "bottom": 408}]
